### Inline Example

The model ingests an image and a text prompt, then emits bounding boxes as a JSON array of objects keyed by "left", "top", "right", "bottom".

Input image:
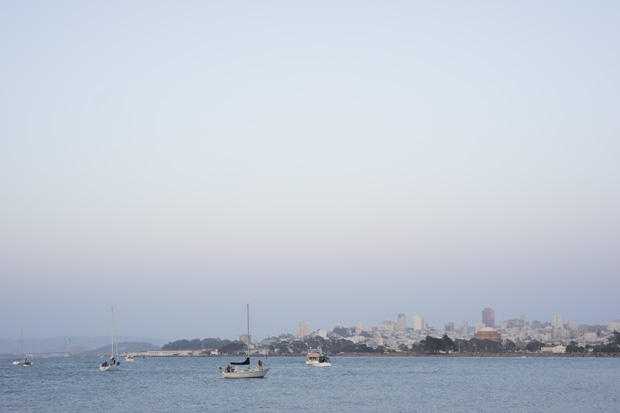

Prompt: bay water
[{"left": 2, "top": 356, "right": 619, "bottom": 412}]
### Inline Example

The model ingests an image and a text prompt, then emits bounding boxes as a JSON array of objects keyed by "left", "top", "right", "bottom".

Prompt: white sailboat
[
  {"left": 12, "top": 330, "right": 24, "bottom": 365},
  {"left": 220, "top": 304, "right": 269, "bottom": 379},
  {"left": 99, "top": 307, "right": 119, "bottom": 371}
]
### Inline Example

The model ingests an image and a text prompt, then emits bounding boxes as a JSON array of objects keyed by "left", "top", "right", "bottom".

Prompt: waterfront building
[
  {"left": 540, "top": 344, "right": 566, "bottom": 354},
  {"left": 474, "top": 327, "right": 502, "bottom": 343},
  {"left": 482, "top": 308, "right": 495, "bottom": 328}
]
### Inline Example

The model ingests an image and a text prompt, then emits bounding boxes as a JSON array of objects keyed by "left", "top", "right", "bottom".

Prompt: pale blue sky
[{"left": 1, "top": 1, "right": 619, "bottom": 341}]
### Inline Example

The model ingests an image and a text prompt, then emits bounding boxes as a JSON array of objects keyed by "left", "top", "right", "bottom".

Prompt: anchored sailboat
[
  {"left": 99, "top": 307, "right": 120, "bottom": 371},
  {"left": 12, "top": 330, "right": 24, "bottom": 365},
  {"left": 220, "top": 305, "right": 269, "bottom": 379}
]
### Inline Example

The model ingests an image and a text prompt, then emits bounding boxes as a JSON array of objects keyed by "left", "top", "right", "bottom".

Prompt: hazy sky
[{"left": 1, "top": 1, "right": 619, "bottom": 342}]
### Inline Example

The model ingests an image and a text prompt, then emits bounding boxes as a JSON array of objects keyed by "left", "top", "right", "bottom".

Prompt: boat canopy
[{"left": 231, "top": 357, "right": 250, "bottom": 365}]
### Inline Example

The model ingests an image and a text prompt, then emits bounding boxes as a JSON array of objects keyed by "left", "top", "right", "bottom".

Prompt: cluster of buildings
[{"left": 283, "top": 309, "right": 620, "bottom": 352}]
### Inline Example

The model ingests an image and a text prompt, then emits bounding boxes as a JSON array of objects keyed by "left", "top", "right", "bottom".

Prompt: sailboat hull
[
  {"left": 99, "top": 364, "right": 119, "bottom": 372},
  {"left": 221, "top": 368, "right": 269, "bottom": 379}
]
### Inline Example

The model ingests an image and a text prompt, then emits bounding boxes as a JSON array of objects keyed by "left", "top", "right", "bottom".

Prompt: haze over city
[{"left": 1, "top": 1, "right": 618, "bottom": 343}]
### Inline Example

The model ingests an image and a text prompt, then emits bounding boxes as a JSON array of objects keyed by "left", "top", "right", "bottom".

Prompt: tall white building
[
  {"left": 554, "top": 314, "right": 564, "bottom": 329},
  {"left": 296, "top": 321, "right": 311, "bottom": 338},
  {"left": 460, "top": 320, "right": 469, "bottom": 334},
  {"left": 608, "top": 320, "right": 620, "bottom": 332},
  {"left": 355, "top": 322, "right": 362, "bottom": 335},
  {"left": 380, "top": 319, "right": 395, "bottom": 332},
  {"left": 413, "top": 315, "right": 422, "bottom": 331},
  {"left": 396, "top": 313, "right": 406, "bottom": 331}
]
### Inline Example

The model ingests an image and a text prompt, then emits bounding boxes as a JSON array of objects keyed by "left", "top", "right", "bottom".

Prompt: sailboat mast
[
  {"left": 111, "top": 307, "right": 115, "bottom": 358},
  {"left": 246, "top": 304, "right": 250, "bottom": 354}
]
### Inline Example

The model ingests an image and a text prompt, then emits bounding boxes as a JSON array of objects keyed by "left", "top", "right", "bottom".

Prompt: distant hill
[
  {"left": 85, "top": 341, "right": 161, "bottom": 355},
  {"left": 0, "top": 336, "right": 167, "bottom": 355}
]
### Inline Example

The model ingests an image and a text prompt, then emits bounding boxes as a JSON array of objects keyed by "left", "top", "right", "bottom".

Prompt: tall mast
[
  {"left": 246, "top": 304, "right": 250, "bottom": 355},
  {"left": 111, "top": 307, "right": 115, "bottom": 358}
]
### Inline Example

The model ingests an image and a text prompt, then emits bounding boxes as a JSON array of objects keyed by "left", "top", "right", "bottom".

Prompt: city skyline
[{"left": 1, "top": 2, "right": 619, "bottom": 342}]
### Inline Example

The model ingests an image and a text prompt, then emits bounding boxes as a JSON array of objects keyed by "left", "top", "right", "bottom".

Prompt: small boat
[
  {"left": 312, "top": 355, "right": 331, "bottom": 367},
  {"left": 13, "top": 330, "right": 25, "bottom": 365},
  {"left": 99, "top": 307, "right": 120, "bottom": 372},
  {"left": 23, "top": 357, "right": 33, "bottom": 367},
  {"left": 306, "top": 348, "right": 321, "bottom": 365},
  {"left": 125, "top": 354, "right": 134, "bottom": 362},
  {"left": 220, "top": 305, "right": 269, "bottom": 379}
]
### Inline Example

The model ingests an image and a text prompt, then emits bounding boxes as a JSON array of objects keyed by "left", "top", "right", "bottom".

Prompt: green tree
[
  {"left": 525, "top": 340, "right": 542, "bottom": 352},
  {"left": 219, "top": 341, "right": 245, "bottom": 354},
  {"left": 442, "top": 334, "right": 456, "bottom": 353},
  {"left": 566, "top": 341, "right": 585, "bottom": 353},
  {"left": 421, "top": 335, "right": 445, "bottom": 354}
]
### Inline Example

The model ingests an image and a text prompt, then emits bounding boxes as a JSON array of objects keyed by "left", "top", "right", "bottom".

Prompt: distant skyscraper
[
  {"left": 296, "top": 321, "right": 311, "bottom": 338},
  {"left": 422, "top": 310, "right": 427, "bottom": 330},
  {"left": 380, "top": 319, "right": 395, "bottom": 332},
  {"left": 444, "top": 322, "right": 454, "bottom": 332},
  {"left": 482, "top": 308, "right": 495, "bottom": 328},
  {"left": 460, "top": 320, "right": 469, "bottom": 334},
  {"left": 396, "top": 313, "right": 406, "bottom": 331},
  {"left": 554, "top": 314, "right": 564, "bottom": 329},
  {"left": 355, "top": 322, "right": 362, "bottom": 335},
  {"left": 413, "top": 315, "right": 422, "bottom": 331}
]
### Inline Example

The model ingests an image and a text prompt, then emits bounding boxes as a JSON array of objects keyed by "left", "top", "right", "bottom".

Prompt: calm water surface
[{"left": 2, "top": 356, "right": 619, "bottom": 412}]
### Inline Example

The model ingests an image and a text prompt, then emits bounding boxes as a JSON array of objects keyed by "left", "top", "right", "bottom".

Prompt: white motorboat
[
  {"left": 100, "top": 307, "right": 120, "bottom": 372},
  {"left": 306, "top": 348, "right": 321, "bottom": 365},
  {"left": 125, "top": 354, "right": 134, "bottom": 362},
  {"left": 312, "top": 355, "right": 331, "bottom": 367},
  {"left": 220, "top": 305, "right": 269, "bottom": 379}
]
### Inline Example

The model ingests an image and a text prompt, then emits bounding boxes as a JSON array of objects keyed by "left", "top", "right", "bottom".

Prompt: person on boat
[
  {"left": 226, "top": 365, "right": 231, "bottom": 373},
  {"left": 258, "top": 360, "right": 263, "bottom": 370}
]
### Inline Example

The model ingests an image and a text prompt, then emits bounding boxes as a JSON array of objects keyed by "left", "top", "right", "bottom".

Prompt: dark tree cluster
[
  {"left": 594, "top": 332, "right": 620, "bottom": 353},
  {"left": 162, "top": 337, "right": 237, "bottom": 351}
]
